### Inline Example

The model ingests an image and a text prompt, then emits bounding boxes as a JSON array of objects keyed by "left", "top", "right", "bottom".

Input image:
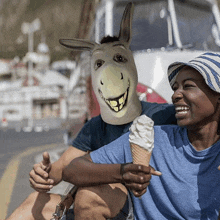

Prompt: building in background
[{"left": 0, "top": 42, "right": 72, "bottom": 130}]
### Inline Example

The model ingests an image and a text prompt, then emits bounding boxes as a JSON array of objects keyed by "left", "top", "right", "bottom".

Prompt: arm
[
  {"left": 62, "top": 154, "right": 122, "bottom": 186},
  {"left": 29, "top": 146, "right": 86, "bottom": 192},
  {"left": 29, "top": 118, "right": 95, "bottom": 192},
  {"left": 63, "top": 154, "right": 161, "bottom": 197},
  {"left": 49, "top": 146, "right": 87, "bottom": 184}
]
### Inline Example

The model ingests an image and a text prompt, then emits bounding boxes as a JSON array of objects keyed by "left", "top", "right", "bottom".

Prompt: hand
[
  {"left": 120, "top": 163, "right": 161, "bottom": 197},
  {"left": 29, "top": 152, "right": 54, "bottom": 192}
]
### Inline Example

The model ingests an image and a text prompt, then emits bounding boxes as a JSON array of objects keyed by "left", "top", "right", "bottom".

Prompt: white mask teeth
[
  {"left": 114, "top": 107, "right": 119, "bottom": 112},
  {"left": 99, "top": 80, "right": 130, "bottom": 113},
  {"left": 107, "top": 89, "right": 128, "bottom": 112},
  {"left": 110, "top": 100, "right": 117, "bottom": 107},
  {"left": 119, "top": 97, "right": 124, "bottom": 104}
]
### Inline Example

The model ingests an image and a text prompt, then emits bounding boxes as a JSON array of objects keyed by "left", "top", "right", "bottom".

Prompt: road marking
[
  {"left": 0, "top": 143, "right": 63, "bottom": 219},
  {"left": 0, "top": 158, "right": 20, "bottom": 219}
]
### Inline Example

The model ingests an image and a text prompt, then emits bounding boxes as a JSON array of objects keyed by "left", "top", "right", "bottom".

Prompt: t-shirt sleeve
[
  {"left": 71, "top": 119, "right": 92, "bottom": 152},
  {"left": 90, "top": 132, "right": 133, "bottom": 164}
]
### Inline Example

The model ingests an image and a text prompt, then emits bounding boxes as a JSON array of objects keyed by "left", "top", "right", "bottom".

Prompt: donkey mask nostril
[
  {"left": 121, "top": 73, "right": 123, "bottom": 80},
  {"left": 100, "top": 80, "right": 104, "bottom": 85}
]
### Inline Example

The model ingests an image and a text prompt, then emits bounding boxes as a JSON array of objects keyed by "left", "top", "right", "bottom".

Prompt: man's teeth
[
  {"left": 110, "top": 101, "right": 117, "bottom": 107},
  {"left": 107, "top": 90, "right": 128, "bottom": 112},
  {"left": 119, "top": 97, "right": 124, "bottom": 104}
]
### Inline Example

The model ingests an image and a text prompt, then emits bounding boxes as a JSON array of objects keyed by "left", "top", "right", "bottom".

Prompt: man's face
[
  {"left": 171, "top": 66, "right": 220, "bottom": 130},
  {"left": 91, "top": 42, "right": 139, "bottom": 123}
]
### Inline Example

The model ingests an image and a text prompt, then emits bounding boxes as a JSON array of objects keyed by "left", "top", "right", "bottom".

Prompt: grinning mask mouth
[{"left": 98, "top": 81, "right": 130, "bottom": 112}]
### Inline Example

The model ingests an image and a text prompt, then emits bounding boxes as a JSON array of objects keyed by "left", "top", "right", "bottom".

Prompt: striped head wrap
[{"left": 168, "top": 52, "right": 220, "bottom": 93}]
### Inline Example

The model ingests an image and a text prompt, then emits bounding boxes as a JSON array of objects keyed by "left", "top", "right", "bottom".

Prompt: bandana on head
[
  {"left": 59, "top": 3, "right": 142, "bottom": 125},
  {"left": 168, "top": 52, "right": 220, "bottom": 93}
]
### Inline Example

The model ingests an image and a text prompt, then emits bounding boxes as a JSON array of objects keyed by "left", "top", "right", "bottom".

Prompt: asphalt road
[
  {"left": 0, "top": 128, "right": 66, "bottom": 219},
  {"left": 0, "top": 128, "right": 65, "bottom": 178}
]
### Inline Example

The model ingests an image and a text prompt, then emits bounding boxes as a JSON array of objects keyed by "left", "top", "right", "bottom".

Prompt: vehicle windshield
[
  {"left": 113, "top": 0, "right": 169, "bottom": 51},
  {"left": 174, "top": 0, "right": 220, "bottom": 51},
  {"left": 94, "top": 0, "right": 220, "bottom": 51}
]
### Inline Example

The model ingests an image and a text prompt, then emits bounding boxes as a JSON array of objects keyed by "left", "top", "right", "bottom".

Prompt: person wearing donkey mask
[{"left": 6, "top": 3, "right": 176, "bottom": 220}]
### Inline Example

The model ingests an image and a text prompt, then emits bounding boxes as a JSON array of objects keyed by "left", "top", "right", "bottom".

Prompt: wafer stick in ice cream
[{"left": 129, "top": 115, "right": 154, "bottom": 166}]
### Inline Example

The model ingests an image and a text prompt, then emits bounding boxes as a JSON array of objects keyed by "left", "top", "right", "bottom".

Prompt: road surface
[{"left": 0, "top": 128, "right": 66, "bottom": 219}]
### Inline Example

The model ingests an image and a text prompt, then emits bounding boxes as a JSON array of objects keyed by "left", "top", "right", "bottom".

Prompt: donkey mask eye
[
  {"left": 113, "top": 54, "right": 128, "bottom": 63},
  {"left": 95, "top": 59, "right": 105, "bottom": 70}
]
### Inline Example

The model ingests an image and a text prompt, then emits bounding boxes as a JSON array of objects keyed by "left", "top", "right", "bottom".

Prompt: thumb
[
  {"left": 150, "top": 166, "right": 162, "bottom": 176},
  {"left": 42, "top": 152, "right": 51, "bottom": 167}
]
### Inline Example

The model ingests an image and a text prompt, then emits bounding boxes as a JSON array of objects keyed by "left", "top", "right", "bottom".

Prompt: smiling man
[{"left": 90, "top": 38, "right": 141, "bottom": 125}]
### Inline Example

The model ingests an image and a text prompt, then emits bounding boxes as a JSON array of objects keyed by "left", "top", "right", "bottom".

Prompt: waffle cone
[{"left": 130, "top": 143, "right": 152, "bottom": 166}]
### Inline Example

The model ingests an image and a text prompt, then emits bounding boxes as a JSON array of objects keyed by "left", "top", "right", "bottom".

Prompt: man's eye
[
  {"left": 95, "top": 60, "right": 105, "bottom": 70},
  {"left": 113, "top": 54, "right": 127, "bottom": 63}
]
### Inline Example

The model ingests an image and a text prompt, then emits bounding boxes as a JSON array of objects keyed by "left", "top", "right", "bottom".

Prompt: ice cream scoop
[{"left": 129, "top": 115, "right": 154, "bottom": 165}]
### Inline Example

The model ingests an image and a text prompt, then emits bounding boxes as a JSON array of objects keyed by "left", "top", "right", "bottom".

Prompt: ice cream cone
[
  {"left": 129, "top": 115, "right": 154, "bottom": 166},
  {"left": 130, "top": 143, "right": 152, "bottom": 166}
]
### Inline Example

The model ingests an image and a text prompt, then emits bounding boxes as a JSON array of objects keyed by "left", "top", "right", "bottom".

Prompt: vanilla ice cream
[{"left": 129, "top": 115, "right": 154, "bottom": 165}]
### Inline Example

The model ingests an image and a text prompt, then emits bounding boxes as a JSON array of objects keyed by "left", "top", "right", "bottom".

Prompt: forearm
[
  {"left": 48, "top": 161, "right": 63, "bottom": 185},
  {"left": 62, "top": 155, "right": 123, "bottom": 186},
  {"left": 49, "top": 146, "right": 87, "bottom": 185}
]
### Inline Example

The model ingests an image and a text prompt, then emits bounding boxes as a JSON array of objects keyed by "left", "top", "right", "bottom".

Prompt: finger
[
  {"left": 29, "top": 178, "right": 50, "bottom": 192},
  {"left": 132, "top": 189, "right": 147, "bottom": 197},
  {"left": 29, "top": 178, "right": 53, "bottom": 191},
  {"left": 42, "top": 152, "right": 51, "bottom": 167},
  {"left": 123, "top": 164, "right": 151, "bottom": 174},
  {"left": 123, "top": 172, "right": 151, "bottom": 184},
  {"left": 150, "top": 166, "right": 162, "bottom": 176},
  {"left": 30, "top": 183, "right": 50, "bottom": 193},
  {"left": 218, "top": 165, "right": 220, "bottom": 170},
  {"left": 125, "top": 182, "right": 150, "bottom": 192},
  {"left": 40, "top": 161, "right": 51, "bottom": 174},
  {"left": 32, "top": 165, "right": 49, "bottom": 178},
  {"left": 29, "top": 170, "right": 54, "bottom": 185}
]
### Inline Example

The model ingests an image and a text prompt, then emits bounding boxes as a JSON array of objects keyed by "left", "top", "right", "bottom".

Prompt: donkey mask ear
[
  {"left": 118, "top": 2, "right": 134, "bottom": 45},
  {"left": 59, "top": 38, "right": 97, "bottom": 51}
]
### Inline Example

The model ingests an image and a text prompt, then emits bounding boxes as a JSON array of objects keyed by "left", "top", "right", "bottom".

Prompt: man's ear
[
  {"left": 59, "top": 38, "right": 97, "bottom": 51},
  {"left": 118, "top": 2, "right": 134, "bottom": 46}
]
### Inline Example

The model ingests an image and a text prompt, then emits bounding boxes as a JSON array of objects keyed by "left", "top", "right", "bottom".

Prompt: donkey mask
[{"left": 59, "top": 2, "right": 141, "bottom": 125}]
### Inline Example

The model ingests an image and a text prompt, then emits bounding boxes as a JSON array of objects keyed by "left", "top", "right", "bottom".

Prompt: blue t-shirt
[
  {"left": 72, "top": 101, "right": 176, "bottom": 151},
  {"left": 90, "top": 125, "right": 220, "bottom": 220}
]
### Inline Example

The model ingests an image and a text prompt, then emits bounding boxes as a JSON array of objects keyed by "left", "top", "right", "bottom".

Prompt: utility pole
[
  {"left": 21, "top": 18, "right": 41, "bottom": 86},
  {"left": 21, "top": 18, "right": 41, "bottom": 129}
]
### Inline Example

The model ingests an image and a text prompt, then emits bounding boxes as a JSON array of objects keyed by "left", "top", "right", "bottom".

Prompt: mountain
[{"left": 0, "top": 0, "right": 96, "bottom": 62}]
